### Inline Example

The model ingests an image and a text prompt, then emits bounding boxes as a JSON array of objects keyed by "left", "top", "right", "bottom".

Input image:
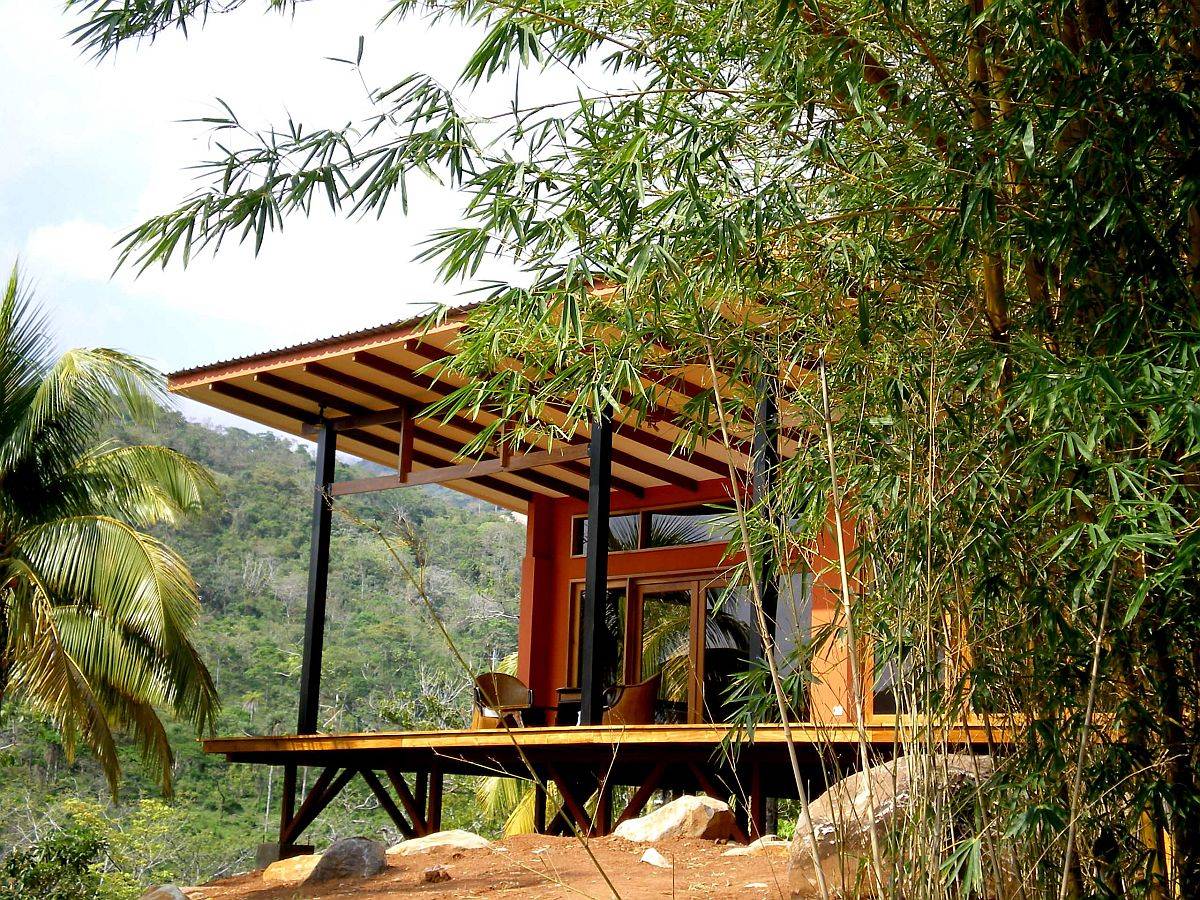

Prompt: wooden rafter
[
  {"left": 329, "top": 445, "right": 591, "bottom": 497},
  {"left": 302, "top": 359, "right": 654, "bottom": 495},
  {"left": 353, "top": 351, "right": 729, "bottom": 483},
  {"left": 222, "top": 374, "right": 580, "bottom": 502},
  {"left": 404, "top": 338, "right": 758, "bottom": 457}
]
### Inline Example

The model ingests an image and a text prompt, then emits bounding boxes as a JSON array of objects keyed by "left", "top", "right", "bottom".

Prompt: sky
[{"left": 0, "top": 2, "right": 540, "bottom": 429}]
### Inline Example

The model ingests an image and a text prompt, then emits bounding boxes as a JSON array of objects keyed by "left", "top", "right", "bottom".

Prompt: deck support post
[
  {"left": 533, "top": 781, "right": 547, "bottom": 834},
  {"left": 749, "top": 759, "right": 767, "bottom": 840},
  {"left": 426, "top": 764, "right": 444, "bottom": 832},
  {"left": 279, "top": 763, "right": 298, "bottom": 852},
  {"left": 298, "top": 422, "right": 337, "bottom": 734},
  {"left": 752, "top": 376, "right": 780, "bottom": 658},
  {"left": 580, "top": 405, "right": 613, "bottom": 726},
  {"left": 594, "top": 780, "right": 613, "bottom": 837}
]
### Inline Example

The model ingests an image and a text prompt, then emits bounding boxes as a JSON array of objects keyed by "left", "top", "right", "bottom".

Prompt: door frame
[{"left": 568, "top": 570, "right": 734, "bottom": 723}]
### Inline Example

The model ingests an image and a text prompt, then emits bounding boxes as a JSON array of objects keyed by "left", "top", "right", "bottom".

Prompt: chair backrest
[
  {"left": 474, "top": 672, "right": 531, "bottom": 709},
  {"left": 602, "top": 672, "right": 662, "bottom": 726}
]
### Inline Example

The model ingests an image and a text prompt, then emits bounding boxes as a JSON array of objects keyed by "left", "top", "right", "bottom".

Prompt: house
[{"left": 170, "top": 306, "right": 991, "bottom": 855}]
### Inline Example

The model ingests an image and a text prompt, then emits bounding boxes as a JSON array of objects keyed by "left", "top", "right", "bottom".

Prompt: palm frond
[
  {"left": 13, "top": 515, "right": 219, "bottom": 733},
  {"left": 0, "top": 264, "right": 215, "bottom": 795},
  {"left": 4, "top": 573, "right": 122, "bottom": 792},
  {"left": 0, "top": 265, "right": 55, "bottom": 477},
  {"left": 78, "top": 443, "right": 218, "bottom": 527}
]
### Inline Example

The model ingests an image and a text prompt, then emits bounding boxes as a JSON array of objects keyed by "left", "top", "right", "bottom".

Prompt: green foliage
[
  {"left": 2, "top": 407, "right": 523, "bottom": 883},
  {"left": 0, "top": 264, "right": 218, "bottom": 795},
  {"left": 0, "top": 826, "right": 106, "bottom": 900},
  {"left": 59, "top": 799, "right": 180, "bottom": 899}
]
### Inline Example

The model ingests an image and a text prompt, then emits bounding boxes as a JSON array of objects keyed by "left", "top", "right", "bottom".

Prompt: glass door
[
  {"left": 631, "top": 581, "right": 697, "bottom": 723},
  {"left": 699, "top": 582, "right": 755, "bottom": 723},
  {"left": 566, "top": 582, "right": 628, "bottom": 688}
]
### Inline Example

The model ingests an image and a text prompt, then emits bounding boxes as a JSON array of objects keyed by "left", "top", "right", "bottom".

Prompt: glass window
[
  {"left": 701, "top": 572, "right": 813, "bottom": 722},
  {"left": 646, "top": 505, "right": 733, "bottom": 548},
  {"left": 571, "top": 514, "right": 640, "bottom": 555},
  {"left": 568, "top": 586, "right": 628, "bottom": 689},
  {"left": 872, "top": 642, "right": 908, "bottom": 716},
  {"left": 773, "top": 571, "right": 814, "bottom": 674},
  {"left": 872, "top": 637, "right": 943, "bottom": 717}
]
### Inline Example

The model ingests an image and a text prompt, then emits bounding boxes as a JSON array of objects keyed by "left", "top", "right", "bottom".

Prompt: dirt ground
[{"left": 184, "top": 834, "right": 794, "bottom": 899}]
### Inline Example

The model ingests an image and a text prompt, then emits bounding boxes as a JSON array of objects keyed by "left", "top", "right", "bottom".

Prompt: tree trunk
[{"left": 1149, "top": 621, "right": 1199, "bottom": 889}]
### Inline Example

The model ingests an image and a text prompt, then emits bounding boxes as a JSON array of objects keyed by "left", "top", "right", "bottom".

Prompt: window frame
[{"left": 568, "top": 501, "right": 734, "bottom": 558}]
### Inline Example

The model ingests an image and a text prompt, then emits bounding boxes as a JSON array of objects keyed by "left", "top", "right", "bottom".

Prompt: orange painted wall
[{"left": 515, "top": 480, "right": 864, "bottom": 723}]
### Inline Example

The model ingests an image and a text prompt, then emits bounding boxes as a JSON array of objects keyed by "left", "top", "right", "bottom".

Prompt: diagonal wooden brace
[
  {"left": 282, "top": 766, "right": 357, "bottom": 846},
  {"left": 360, "top": 769, "right": 417, "bottom": 840},
  {"left": 385, "top": 768, "right": 430, "bottom": 836}
]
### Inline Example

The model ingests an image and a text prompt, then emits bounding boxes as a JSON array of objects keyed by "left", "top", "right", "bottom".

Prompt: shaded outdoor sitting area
[{"left": 170, "top": 307, "right": 1000, "bottom": 855}]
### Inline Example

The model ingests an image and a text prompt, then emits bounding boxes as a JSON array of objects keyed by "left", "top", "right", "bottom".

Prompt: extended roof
[{"left": 169, "top": 307, "right": 755, "bottom": 511}]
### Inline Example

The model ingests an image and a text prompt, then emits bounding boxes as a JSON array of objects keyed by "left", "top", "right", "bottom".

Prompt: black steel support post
[
  {"left": 298, "top": 422, "right": 337, "bottom": 734},
  {"left": 579, "top": 405, "right": 613, "bottom": 726},
  {"left": 753, "top": 376, "right": 780, "bottom": 659}
]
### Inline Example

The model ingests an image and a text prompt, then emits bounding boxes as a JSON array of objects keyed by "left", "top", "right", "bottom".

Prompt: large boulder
[
  {"left": 302, "top": 837, "right": 387, "bottom": 884},
  {"left": 389, "top": 829, "right": 493, "bottom": 856},
  {"left": 788, "top": 754, "right": 993, "bottom": 898},
  {"left": 262, "top": 853, "right": 321, "bottom": 885},
  {"left": 613, "top": 795, "right": 737, "bottom": 842}
]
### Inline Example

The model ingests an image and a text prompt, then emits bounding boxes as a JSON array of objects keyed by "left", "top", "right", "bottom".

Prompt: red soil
[{"left": 186, "top": 833, "right": 792, "bottom": 899}]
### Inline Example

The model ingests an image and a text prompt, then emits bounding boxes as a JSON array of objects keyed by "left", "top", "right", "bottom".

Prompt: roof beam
[
  {"left": 330, "top": 445, "right": 591, "bottom": 497},
  {"left": 209, "top": 382, "right": 318, "bottom": 424},
  {"left": 353, "top": 352, "right": 721, "bottom": 486},
  {"left": 210, "top": 377, "right": 540, "bottom": 505},
  {"left": 402, "top": 342, "right": 754, "bottom": 460},
  {"left": 339, "top": 427, "right": 533, "bottom": 505},
  {"left": 257, "top": 371, "right": 588, "bottom": 501},
  {"left": 307, "top": 358, "right": 648, "bottom": 497}
]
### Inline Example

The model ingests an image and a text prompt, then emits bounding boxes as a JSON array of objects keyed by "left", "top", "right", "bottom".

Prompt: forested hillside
[{"left": 0, "top": 408, "right": 524, "bottom": 887}]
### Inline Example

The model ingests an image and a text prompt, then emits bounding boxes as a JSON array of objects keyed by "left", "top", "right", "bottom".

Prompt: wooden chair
[
  {"left": 601, "top": 673, "right": 662, "bottom": 726},
  {"left": 471, "top": 672, "right": 534, "bottom": 729}
]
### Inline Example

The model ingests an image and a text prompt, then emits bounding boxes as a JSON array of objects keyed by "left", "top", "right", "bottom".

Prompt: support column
[
  {"left": 753, "top": 375, "right": 780, "bottom": 658},
  {"left": 579, "top": 406, "right": 613, "bottom": 726},
  {"left": 298, "top": 422, "right": 337, "bottom": 734}
]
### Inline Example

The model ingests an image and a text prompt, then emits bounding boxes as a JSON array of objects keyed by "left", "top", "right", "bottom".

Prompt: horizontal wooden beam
[
  {"left": 337, "top": 427, "right": 534, "bottom": 505},
  {"left": 209, "top": 381, "right": 318, "bottom": 424},
  {"left": 258, "top": 369, "right": 585, "bottom": 500},
  {"left": 330, "top": 445, "right": 590, "bottom": 497}
]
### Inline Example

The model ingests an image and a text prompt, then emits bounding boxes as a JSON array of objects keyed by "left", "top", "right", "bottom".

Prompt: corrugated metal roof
[{"left": 167, "top": 302, "right": 478, "bottom": 380}]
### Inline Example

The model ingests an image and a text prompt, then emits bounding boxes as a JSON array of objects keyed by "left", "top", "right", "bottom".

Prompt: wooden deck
[{"left": 206, "top": 723, "right": 1001, "bottom": 846}]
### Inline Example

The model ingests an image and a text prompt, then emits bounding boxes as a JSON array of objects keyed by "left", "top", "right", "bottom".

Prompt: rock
[
  {"left": 389, "top": 829, "right": 493, "bottom": 855},
  {"left": 303, "top": 837, "right": 387, "bottom": 884},
  {"left": 613, "top": 795, "right": 737, "bottom": 842},
  {"left": 139, "top": 888, "right": 188, "bottom": 900},
  {"left": 262, "top": 853, "right": 321, "bottom": 885},
  {"left": 722, "top": 835, "right": 790, "bottom": 856},
  {"left": 423, "top": 864, "right": 452, "bottom": 883},
  {"left": 640, "top": 847, "right": 672, "bottom": 868},
  {"left": 788, "top": 754, "right": 993, "bottom": 897}
]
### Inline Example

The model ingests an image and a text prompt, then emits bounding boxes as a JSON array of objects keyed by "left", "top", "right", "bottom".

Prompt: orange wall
[{"left": 516, "top": 479, "right": 862, "bottom": 723}]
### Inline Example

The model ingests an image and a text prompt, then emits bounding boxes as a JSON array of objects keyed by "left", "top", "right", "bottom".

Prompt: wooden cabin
[{"left": 170, "top": 308, "right": 990, "bottom": 854}]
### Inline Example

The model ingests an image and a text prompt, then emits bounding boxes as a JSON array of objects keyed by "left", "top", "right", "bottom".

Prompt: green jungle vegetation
[{"left": 0, "top": 407, "right": 524, "bottom": 890}]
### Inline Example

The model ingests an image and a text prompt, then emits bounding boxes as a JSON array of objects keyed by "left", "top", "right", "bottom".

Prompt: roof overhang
[{"left": 169, "top": 308, "right": 754, "bottom": 512}]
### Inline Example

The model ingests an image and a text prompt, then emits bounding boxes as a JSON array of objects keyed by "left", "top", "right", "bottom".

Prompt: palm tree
[{"left": 0, "top": 265, "right": 219, "bottom": 794}]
